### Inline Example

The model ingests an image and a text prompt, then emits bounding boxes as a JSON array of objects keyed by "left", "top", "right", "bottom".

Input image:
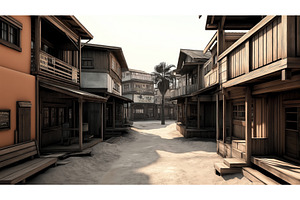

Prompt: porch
[{"left": 252, "top": 156, "right": 300, "bottom": 184}]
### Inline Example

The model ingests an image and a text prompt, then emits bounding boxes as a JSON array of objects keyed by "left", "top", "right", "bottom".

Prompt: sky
[{"left": 76, "top": 15, "right": 215, "bottom": 73}]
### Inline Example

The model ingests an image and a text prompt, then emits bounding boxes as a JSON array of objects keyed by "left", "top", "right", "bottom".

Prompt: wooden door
[
  {"left": 285, "top": 107, "right": 300, "bottom": 159},
  {"left": 17, "top": 101, "right": 32, "bottom": 143}
]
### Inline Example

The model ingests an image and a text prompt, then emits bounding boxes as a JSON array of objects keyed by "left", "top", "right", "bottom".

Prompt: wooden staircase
[{"left": 215, "top": 140, "right": 247, "bottom": 175}]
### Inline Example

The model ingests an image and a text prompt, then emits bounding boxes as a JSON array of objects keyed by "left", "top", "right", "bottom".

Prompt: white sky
[{"left": 76, "top": 15, "right": 215, "bottom": 73}]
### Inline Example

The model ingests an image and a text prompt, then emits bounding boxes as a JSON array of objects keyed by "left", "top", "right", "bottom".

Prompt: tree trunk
[{"left": 161, "top": 93, "right": 165, "bottom": 125}]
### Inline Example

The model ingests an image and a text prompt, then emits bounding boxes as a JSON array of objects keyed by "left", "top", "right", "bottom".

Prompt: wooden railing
[
  {"left": 204, "top": 67, "right": 218, "bottom": 88},
  {"left": 40, "top": 51, "right": 79, "bottom": 83}
]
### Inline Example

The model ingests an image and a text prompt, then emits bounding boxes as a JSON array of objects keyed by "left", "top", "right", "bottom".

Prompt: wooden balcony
[
  {"left": 217, "top": 16, "right": 300, "bottom": 88},
  {"left": 39, "top": 50, "right": 79, "bottom": 84}
]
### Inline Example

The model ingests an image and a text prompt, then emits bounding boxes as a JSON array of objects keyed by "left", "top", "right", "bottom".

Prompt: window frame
[
  {"left": 81, "top": 57, "right": 94, "bottom": 69},
  {"left": 0, "top": 16, "right": 22, "bottom": 52}
]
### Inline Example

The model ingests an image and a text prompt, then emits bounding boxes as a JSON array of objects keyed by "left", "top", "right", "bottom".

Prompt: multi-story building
[
  {"left": 154, "top": 88, "right": 177, "bottom": 120},
  {"left": 0, "top": 16, "right": 36, "bottom": 148},
  {"left": 31, "top": 16, "right": 107, "bottom": 152},
  {"left": 80, "top": 43, "right": 132, "bottom": 139},
  {"left": 122, "top": 69, "right": 155, "bottom": 120},
  {"left": 203, "top": 15, "right": 300, "bottom": 184}
]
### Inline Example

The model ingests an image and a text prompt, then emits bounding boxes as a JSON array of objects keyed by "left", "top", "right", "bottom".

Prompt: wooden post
[
  {"left": 216, "top": 93, "right": 219, "bottom": 141},
  {"left": 197, "top": 64, "right": 201, "bottom": 90},
  {"left": 34, "top": 16, "right": 41, "bottom": 72},
  {"left": 78, "top": 36, "right": 81, "bottom": 84},
  {"left": 113, "top": 98, "right": 116, "bottom": 129},
  {"left": 101, "top": 103, "right": 104, "bottom": 140},
  {"left": 185, "top": 75, "right": 188, "bottom": 94},
  {"left": 197, "top": 97, "right": 201, "bottom": 129},
  {"left": 78, "top": 98, "right": 83, "bottom": 151},
  {"left": 245, "top": 87, "right": 252, "bottom": 166},
  {"left": 103, "top": 102, "right": 107, "bottom": 139},
  {"left": 223, "top": 93, "right": 226, "bottom": 143},
  {"left": 185, "top": 98, "right": 188, "bottom": 129}
]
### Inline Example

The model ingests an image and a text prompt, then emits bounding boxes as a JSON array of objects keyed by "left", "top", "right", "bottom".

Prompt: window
[
  {"left": 135, "top": 109, "right": 144, "bottom": 114},
  {"left": 0, "top": 16, "right": 22, "bottom": 51},
  {"left": 82, "top": 57, "right": 94, "bottom": 69},
  {"left": 233, "top": 102, "right": 245, "bottom": 120}
]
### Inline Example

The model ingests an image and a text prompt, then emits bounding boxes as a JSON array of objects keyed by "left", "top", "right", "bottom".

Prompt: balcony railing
[
  {"left": 40, "top": 51, "right": 79, "bottom": 84},
  {"left": 217, "top": 16, "right": 300, "bottom": 88},
  {"left": 171, "top": 83, "right": 198, "bottom": 98}
]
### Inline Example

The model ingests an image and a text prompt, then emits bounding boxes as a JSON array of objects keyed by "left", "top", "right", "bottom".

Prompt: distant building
[
  {"left": 154, "top": 88, "right": 177, "bottom": 120},
  {"left": 122, "top": 69, "right": 155, "bottom": 120}
]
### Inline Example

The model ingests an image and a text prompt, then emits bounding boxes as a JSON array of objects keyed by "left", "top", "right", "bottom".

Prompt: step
[
  {"left": 232, "top": 140, "right": 246, "bottom": 151},
  {"left": 214, "top": 162, "right": 242, "bottom": 176},
  {"left": 232, "top": 148, "right": 246, "bottom": 160},
  {"left": 224, "top": 158, "right": 247, "bottom": 168},
  {"left": 242, "top": 167, "right": 280, "bottom": 185}
]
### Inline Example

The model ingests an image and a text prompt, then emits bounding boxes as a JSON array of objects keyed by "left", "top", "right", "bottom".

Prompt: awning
[
  {"left": 105, "top": 92, "right": 133, "bottom": 103},
  {"left": 40, "top": 82, "right": 107, "bottom": 102}
]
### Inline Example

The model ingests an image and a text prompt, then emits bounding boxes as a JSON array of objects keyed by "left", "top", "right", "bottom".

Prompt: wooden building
[
  {"left": 122, "top": 69, "right": 156, "bottom": 121},
  {"left": 171, "top": 49, "right": 214, "bottom": 138},
  {"left": 209, "top": 16, "right": 300, "bottom": 184},
  {"left": 0, "top": 16, "right": 36, "bottom": 148},
  {"left": 81, "top": 43, "right": 132, "bottom": 139},
  {"left": 31, "top": 16, "right": 107, "bottom": 153}
]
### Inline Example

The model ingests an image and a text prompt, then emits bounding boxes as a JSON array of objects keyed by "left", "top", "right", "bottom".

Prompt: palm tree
[{"left": 153, "top": 62, "right": 176, "bottom": 125}]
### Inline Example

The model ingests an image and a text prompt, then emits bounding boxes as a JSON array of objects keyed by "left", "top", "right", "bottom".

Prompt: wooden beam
[
  {"left": 112, "top": 98, "right": 116, "bottom": 129},
  {"left": 197, "top": 97, "right": 201, "bottom": 129},
  {"left": 220, "top": 16, "right": 226, "bottom": 30},
  {"left": 223, "top": 94, "right": 226, "bottom": 143},
  {"left": 101, "top": 103, "right": 104, "bottom": 140},
  {"left": 217, "top": 28, "right": 225, "bottom": 56},
  {"left": 216, "top": 93, "right": 219, "bottom": 141},
  {"left": 34, "top": 16, "right": 41, "bottom": 72},
  {"left": 203, "top": 32, "right": 217, "bottom": 54},
  {"left": 245, "top": 87, "right": 252, "bottom": 166},
  {"left": 185, "top": 98, "right": 188, "bottom": 129},
  {"left": 78, "top": 98, "right": 83, "bottom": 151},
  {"left": 281, "top": 69, "right": 291, "bottom": 81},
  {"left": 222, "top": 58, "right": 287, "bottom": 88}
]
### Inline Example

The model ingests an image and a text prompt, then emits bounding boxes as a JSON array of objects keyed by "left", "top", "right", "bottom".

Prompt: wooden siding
[
  {"left": 251, "top": 17, "right": 282, "bottom": 71},
  {"left": 228, "top": 43, "right": 247, "bottom": 79},
  {"left": 204, "top": 67, "right": 218, "bottom": 87},
  {"left": 219, "top": 57, "right": 227, "bottom": 83},
  {"left": 81, "top": 49, "right": 109, "bottom": 73}
]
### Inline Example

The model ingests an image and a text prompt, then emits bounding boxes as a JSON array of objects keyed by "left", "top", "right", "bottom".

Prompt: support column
[
  {"left": 101, "top": 103, "right": 104, "bottom": 140},
  {"left": 113, "top": 98, "right": 116, "bottom": 129},
  {"left": 223, "top": 93, "right": 226, "bottom": 143},
  {"left": 78, "top": 98, "right": 83, "bottom": 151},
  {"left": 245, "top": 87, "right": 252, "bottom": 166},
  {"left": 197, "top": 97, "right": 201, "bottom": 129},
  {"left": 216, "top": 93, "right": 219, "bottom": 141},
  {"left": 34, "top": 16, "right": 41, "bottom": 72},
  {"left": 185, "top": 98, "right": 188, "bottom": 129}
]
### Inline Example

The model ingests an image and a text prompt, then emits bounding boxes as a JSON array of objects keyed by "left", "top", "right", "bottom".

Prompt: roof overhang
[
  {"left": 205, "top": 15, "right": 265, "bottom": 30},
  {"left": 83, "top": 43, "right": 128, "bottom": 70},
  {"left": 40, "top": 82, "right": 107, "bottom": 102}
]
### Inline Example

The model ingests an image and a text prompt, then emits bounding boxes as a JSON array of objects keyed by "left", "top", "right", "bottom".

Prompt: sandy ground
[{"left": 28, "top": 120, "right": 252, "bottom": 185}]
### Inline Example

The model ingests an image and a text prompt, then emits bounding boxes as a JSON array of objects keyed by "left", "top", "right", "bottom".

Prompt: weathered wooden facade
[
  {"left": 81, "top": 43, "right": 132, "bottom": 139},
  {"left": 171, "top": 49, "right": 215, "bottom": 138},
  {"left": 122, "top": 69, "right": 156, "bottom": 121},
  {"left": 31, "top": 16, "right": 107, "bottom": 152},
  {"left": 209, "top": 15, "right": 300, "bottom": 184}
]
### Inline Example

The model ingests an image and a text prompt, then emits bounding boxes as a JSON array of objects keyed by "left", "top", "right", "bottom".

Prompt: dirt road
[{"left": 28, "top": 121, "right": 252, "bottom": 184}]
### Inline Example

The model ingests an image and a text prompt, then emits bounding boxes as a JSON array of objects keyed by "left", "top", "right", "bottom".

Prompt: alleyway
[{"left": 28, "top": 121, "right": 251, "bottom": 184}]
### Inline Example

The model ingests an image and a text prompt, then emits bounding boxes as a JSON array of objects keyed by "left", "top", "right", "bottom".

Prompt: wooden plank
[
  {"left": 214, "top": 162, "right": 242, "bottom": 175},
  {"left": 0, "top": 146, "right": 36, "bottom": 162},
  {"left": 273, "top": 18, "right": 278, "bottom": 61},
  {"left": 254, "top": 34, "right": 259, "bottom": 69},
  {"left": 203, "top": 32, "right": 217, "bottom": 54},
  {"left": 258, "top": 30, "right": 264, "bottom": 67},
  {"left": 0, "top": 141, "right": 35, "bottom": 156},
  {"left": 0, "top": 158, "right": 57, "bottom": 184},
  {"left": 223, "top": 94, "right": 226, "bottom": 143},
  {"left": 224, "top": 158, "right": 247, "bottom": 168},
  {"left": 79, "top": 99, "right": 83, "bottom": 151},
  {"left": 277, "top": 17, "right": 282, "bottom": 59},
  {"left": 216, "top": 93, "right": 219, "bottom": 141},
  {"left": 252, "top": 156, "right": 300, "bottom": 185},
  {"left": 266, "top": 23, "right": 273, "bottom": 64},
  {"left": 0, "top": 150, "right": 37, "bottom": 168},
  {"left": 263, "top": 27, "right": 267, "bottom": 65},
  {"left": 242, "top": 167, "right": 280, "bottom": 185}
]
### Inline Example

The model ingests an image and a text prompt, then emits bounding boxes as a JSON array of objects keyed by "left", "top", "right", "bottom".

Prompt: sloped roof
[
  {"left": 177, "top": 49, "right": 211, "bottom": 72},
  {"left": 83, "top": 43, "right": 128, "bottom": 70}
]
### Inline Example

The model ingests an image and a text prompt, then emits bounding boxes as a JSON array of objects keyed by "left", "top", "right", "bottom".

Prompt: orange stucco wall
[
  {"left": 0, "top": 16, "right": 35, "bottom": 148},
  {"left": 0, "top": 16, "right": 31, "bottom": 74},
  {"left": 0, "top": 66, "right": 36, "bottom": 148}
]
